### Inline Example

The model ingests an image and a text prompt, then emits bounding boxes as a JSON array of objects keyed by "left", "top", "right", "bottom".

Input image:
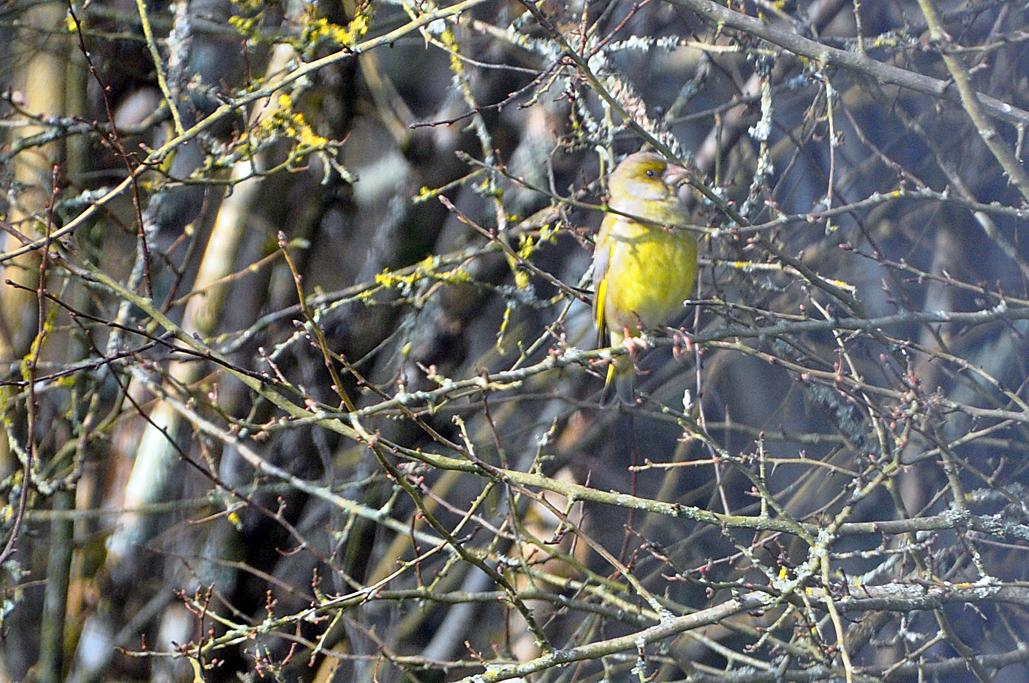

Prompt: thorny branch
[{"left": 1, "top": 0, "right": 1027, "bottom": 681}]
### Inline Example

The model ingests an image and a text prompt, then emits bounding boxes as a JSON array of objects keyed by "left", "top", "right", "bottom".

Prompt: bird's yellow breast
[{"left": 601, "top": 217, "right": 697, "bottom": 333}]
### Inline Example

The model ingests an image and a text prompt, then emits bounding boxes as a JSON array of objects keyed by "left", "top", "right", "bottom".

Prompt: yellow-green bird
[{"left": 593, "top": 151, "right": 698, "bottom": 402}]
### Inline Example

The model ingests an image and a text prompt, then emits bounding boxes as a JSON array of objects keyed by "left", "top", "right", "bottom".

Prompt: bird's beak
[{"left": 662, "top": 163, "right": 690, "bottom": 187}]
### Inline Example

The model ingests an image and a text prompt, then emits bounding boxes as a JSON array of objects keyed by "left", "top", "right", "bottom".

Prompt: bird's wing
[{"left": 592, "top": 214, "right": 616, "bottom": 348}]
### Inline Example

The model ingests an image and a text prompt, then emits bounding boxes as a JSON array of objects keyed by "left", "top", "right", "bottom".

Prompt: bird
[{"left": 592, "top": 151, "right": 698, "bottom": 402}]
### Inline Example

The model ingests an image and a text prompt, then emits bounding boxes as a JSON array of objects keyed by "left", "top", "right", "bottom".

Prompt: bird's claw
[
  {"left": 622, "top": 329, "right": 650, "bottom": 370},
  {"left": 671, "top": 328, "right": 694, "bottom": 361}
]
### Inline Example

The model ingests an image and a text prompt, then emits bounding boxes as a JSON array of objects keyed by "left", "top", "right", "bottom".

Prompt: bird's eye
[{"left": 644, "top": 169, "right": 656, "bottom": 178}]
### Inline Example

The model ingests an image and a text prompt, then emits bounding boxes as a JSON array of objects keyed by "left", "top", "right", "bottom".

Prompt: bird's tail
[
  {"left": 603, "top": 329, "right": 634, "bottom": 404},
  {"left": 603, "top": 358, "right": 634, "bottom": 404}
]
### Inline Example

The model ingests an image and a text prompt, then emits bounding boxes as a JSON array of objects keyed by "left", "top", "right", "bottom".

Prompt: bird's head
[{"left": 607, "top": 152, "right": 690, "bottom": 221}]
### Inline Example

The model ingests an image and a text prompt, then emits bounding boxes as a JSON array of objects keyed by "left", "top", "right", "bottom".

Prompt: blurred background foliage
[{"left": 1, "top": 0, "right": 1028, "bottom": 681}]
